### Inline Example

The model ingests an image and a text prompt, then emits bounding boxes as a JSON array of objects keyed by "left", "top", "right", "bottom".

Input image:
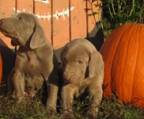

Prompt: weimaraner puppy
[
  {"left": 0, "top": 13, "right": 59, "bottom": 111},
  {"left": 61, "top": 39, "right": 104, "bottom": 118}
]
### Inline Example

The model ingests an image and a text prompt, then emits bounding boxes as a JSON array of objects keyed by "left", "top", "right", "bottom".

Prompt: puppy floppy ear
[
  {"left": 30, "top": 22, "right": 46, "bottom": 49},
  {"left": 88, "top": 52, "right": 103, "bottom": 78}
]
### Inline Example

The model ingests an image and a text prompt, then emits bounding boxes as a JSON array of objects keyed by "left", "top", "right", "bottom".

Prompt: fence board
[{"left": 0, "top": 0, "right": 102, "bottom": 49}]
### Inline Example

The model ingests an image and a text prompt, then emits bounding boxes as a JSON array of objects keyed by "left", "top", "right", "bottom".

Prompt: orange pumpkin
[
  {"left": 0, "top": 38, "right": 15, "bottom": 85},
  {"left": 101, "top": 23, "right": 144, "bottom": 108}
]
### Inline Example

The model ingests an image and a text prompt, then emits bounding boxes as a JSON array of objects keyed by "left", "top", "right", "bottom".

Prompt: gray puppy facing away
[
  {"left": 0, "top": 13, "right": 59, "bottom": 111},
  {"left": 60, "top": 39, "right": 104, "bottom": 118}
]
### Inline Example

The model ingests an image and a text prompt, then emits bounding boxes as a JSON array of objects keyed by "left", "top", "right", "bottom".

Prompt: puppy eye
[
  {"left": 18, "top": 16, "right": 22, "bottom": 20},
  {"left": 77, "top": 60, "right": 83, "bottom": 64}
]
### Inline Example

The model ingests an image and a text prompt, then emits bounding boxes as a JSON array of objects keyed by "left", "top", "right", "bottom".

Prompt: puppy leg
[
  {"left": 61, "top": 84, "right": 78, "bottom": 118},
  {"left": 12, "top": 70, "right": 25, "bottom": 103},
  {"left": 47, "top": 83, "right": 58, "bottom": 112},
  {"left": 87, "top": 77, "right": 103, "bottom": 119}
]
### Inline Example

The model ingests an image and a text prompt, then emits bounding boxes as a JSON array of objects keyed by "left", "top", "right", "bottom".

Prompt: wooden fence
[{"left": 0, "top": 0, "right": 102, "bottom": 49}]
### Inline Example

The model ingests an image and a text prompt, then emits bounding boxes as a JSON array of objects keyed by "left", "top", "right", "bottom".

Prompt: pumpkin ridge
[
  {"left": 111, "top": 24, "right": 134, "bottom": 100},
  {"left": 131, "top": 25, "right": 144, "bottom": 107},
  {"left": 131, "top": 25, "right": 140, "bottom": 103},
  {"left": 123, "top": 24, "right": 140, "bottom": 103},
  {"left": 101, "top": 25, "right": 127, "bottom": 96},
  {"left": 121, "top": 24, "right": 139, "bottom": 102},
  {"left": 101, "top": 24, "right": 133, "bottom": 97}
]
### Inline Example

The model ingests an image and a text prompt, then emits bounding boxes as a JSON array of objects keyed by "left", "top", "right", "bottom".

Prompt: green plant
[{"left": 102, "top": 0, "right": 144, "bottom": 36}]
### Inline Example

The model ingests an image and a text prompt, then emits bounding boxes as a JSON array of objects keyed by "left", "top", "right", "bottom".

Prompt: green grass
[
  {"left": 98, "top": 97, "right": 144, "bottom": 119},
  {"left": 0, "top": 86, "right": 144, "bottom": 119}
]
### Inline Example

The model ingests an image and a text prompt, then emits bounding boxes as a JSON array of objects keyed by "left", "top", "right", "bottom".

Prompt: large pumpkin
[
  {"left": 101, "top": 23, "right": 144, "bottom": 108},
  {"left": 0, "top": 38, "right": 15, "bottom": 85}
]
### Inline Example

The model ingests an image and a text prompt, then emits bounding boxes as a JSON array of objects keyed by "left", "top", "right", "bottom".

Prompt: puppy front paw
[{"left": 62, "top": 111, "right": 75, "bottom": 119}]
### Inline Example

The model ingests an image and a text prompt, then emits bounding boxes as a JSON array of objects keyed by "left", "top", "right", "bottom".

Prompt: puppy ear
[
  {"left": 88, "top": 52, "right": 104, "bottom": 78},
  {"left": 30, "top": 23, "right": 46, "bottom": 49}
]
